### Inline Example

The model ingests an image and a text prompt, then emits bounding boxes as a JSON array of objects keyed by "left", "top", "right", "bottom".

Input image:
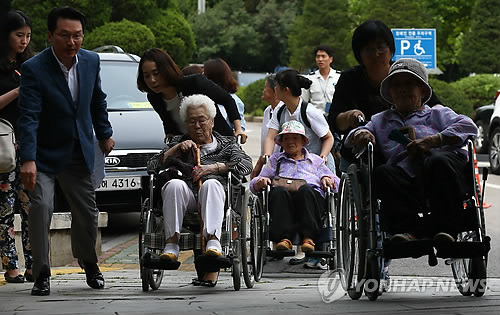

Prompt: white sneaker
[{"left": 304, "top": 258, "right": 328, "bottom": 270}]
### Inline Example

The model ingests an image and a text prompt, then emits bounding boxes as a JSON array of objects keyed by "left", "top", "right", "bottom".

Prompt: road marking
[{"left": 486, "top": 183, "right": 500, "bottom": 190}]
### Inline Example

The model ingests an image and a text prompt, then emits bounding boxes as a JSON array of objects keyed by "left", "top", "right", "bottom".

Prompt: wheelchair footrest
[
  {"left": 195, "top": 254, "right": 232, "bottom": 272},
  {"left": 267, "top": 249, "right": 295, "bottom": 259},
  {"left": 305, "top": 251, "right": 335, "bottom": 259},
  {"left": 383, "top": 239, "right": 434, "bottom": 259},
  {"left": 142, "top": 252, "right": 181, "bottom": 270},
  {"left": 436, "top": 237, "right": 491, "bottom": 258}
]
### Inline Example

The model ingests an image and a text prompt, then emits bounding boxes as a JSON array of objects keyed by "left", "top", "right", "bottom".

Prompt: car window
[{"left": 100, "top": 61, "right": 151, "bottom": 110}]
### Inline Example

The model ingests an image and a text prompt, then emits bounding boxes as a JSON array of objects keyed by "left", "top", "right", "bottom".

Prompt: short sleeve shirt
[
  {"left": 302, "top": 68, "right": 341, "bottom": 113},
  {"left": 267, "top": 98, "right": 329, "bottom": 155}
]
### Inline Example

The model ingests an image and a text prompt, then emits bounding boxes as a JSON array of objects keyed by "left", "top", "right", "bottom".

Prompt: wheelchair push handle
[{"left": 357, "top": 115, "right": 365, "bottom": 125}]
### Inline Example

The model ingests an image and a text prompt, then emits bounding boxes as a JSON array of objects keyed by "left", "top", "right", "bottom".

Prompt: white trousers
[{"left": 161, "top": 179, "right": 225, "bottom": 241}]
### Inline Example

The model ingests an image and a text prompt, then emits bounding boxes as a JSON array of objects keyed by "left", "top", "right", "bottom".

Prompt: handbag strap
[{"left": 274, "top": 159, "right": 282, "bottom": 178}]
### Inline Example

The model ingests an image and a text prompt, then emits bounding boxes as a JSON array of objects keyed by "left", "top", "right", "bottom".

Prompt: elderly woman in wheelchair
[
  {"left": 341, "top": 59, "right": 488, "bottom": 300},
  {"left": 250, "top": 120, "right": 339, "bottom": 255},
  {"left": 346, "top": 58, "right": 478, "bottom": 244},
  {"left": 147, "top": 94, "right": 252, "bottom": 286}
]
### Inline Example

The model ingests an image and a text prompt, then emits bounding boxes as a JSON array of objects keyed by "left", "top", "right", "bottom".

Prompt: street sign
[{"left": 392, "top": 29, "right": 436, "bottom": 69}]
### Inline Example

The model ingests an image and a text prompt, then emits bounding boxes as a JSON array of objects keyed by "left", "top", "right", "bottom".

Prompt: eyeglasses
[
  {"left": 361, "top": 44, "right": 389, "bottom": 57},
  {"left": 187, "top": 118, "right": 210, "bottom": 126},
  {"left": 55, "top": 32, "right": 84, "bottom": 42}
]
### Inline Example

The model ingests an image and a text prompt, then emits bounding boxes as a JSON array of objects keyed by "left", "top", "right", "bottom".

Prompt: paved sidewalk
[{"left": 1, "top": 236, "right": 500, "bottom": 314}]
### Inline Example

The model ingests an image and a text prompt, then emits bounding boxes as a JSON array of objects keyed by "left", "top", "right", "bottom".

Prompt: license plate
[{"left": 96, "top": 176, "right": 141, "bottom": 191}]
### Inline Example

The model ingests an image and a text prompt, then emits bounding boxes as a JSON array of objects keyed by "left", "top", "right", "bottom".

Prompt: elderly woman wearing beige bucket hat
[
  {"left": 345, "top": 58, "right": 478, "bottom": 247},
  {"left": 250, "top": 120, "right": 339, "bottom": 253}
]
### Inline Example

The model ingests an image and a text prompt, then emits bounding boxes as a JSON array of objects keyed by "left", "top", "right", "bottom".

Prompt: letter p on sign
[{"left": 401, "top": 40, "right": 410, "bottom": 55}]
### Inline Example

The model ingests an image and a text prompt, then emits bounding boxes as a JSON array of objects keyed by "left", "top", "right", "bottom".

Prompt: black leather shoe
[
  {"left": 31, "top": 276, "right": 50, "bottom": 296},
  {"left": 78, "top": 259, "right": 105, "bottom": 289}
]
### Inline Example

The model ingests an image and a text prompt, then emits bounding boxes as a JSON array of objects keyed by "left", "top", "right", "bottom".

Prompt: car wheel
[
  {"left": 474, "top": 121, "right": 488, "bottom": 153},
  {"left": 489, "top": 127, "right": 500, "bottom": 174}
]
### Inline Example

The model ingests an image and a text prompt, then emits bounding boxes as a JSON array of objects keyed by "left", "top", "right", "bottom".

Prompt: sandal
[
  {"left": 276, "top": 239, "right": 292, "bottom": 251},
  {"left": 301, "top": 239, "right": 315, "bottom": 253},
  {"left": 4, "top": 272, "right": 24, "bottom": 283},
  {"left": 200, "top": 271, "right": 219, "bottom": 287},
  {"left": 191, "top": 278, "right": 203, "bottom": 286}
]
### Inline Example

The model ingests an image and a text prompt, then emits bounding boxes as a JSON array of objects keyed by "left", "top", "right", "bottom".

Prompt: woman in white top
[{"left": 262, "top": 69, "right": 334, "bottom": 167}]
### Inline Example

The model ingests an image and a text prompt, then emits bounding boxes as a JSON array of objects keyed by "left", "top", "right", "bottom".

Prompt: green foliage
[
  {"left": 429, "top": 78, "right": 473, "bottom": 116},
  {"left": 288, "top": 0, "right": 352, "bottom": 71},
  {"left": 252, "top": 0, "right": 298, "bottom": 72},
  {"left": 451, "top": 74, "right": 500, "bottom": 109},
  {"left": 11, "top": 0, "right": 112, "bottom": 51},
  {"left": 422, "top": 0, "right": 475, "bottom": 80},
  {"left": 146, "top": 9, "right": 195, "bottom": 68},
  {"left": 356, "top": 0, "right": 426, "bottom": 28},
  {"left": 83, "top": 19, "right": 155, "bottom": 56},
  {"left": 191, "top": 0, "right": 261, "bottom": 70},
  {"left": 236, "top": 78, "right": 267, "bottom": 115},
  {"left": 110, "top": 0, "right": 159, "bottom": 24},
  {"left": 459, "top": 0, "right": 500, "bottom": 74},
  {"left": 429, "top": 74, "right": 500, "bottom": 117}
]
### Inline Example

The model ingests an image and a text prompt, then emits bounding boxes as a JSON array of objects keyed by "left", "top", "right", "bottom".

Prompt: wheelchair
[
  {"left": 336, "top": 139, "right": 490, "bottom": 301},
  {"left": 138, "top": 168, "right": 258, "bottom": 291},
  {"left": 249, "top": 183, "right": 337, "bottom": 279}
]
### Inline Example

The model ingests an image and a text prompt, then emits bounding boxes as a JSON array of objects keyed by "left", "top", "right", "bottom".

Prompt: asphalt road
[{"left": 103, "top": 121, "right": 500, "bottom": 278}]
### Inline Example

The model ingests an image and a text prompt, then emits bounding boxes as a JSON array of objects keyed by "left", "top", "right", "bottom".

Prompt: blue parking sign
[{"left": 392, "top": 29, "right": 436, "bottom": 69}]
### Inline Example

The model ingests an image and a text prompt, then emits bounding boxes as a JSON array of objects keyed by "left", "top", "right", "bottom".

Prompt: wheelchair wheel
[
  {"left": 139, "top": 198, "right": 164, "bottom": 291},
  {"left": 240, "top": 190, "right": 257, "bottom": 288},
  {"left": 337, "top": 171, "right": 366, "bottom": 300},
  {"left": 451, "top": 233, "right": 487, "bottom": 297},
  {"left": 364, "top": 253, "right": 380, "bottom": 301},
  {"left": 232, "top": 238, "right": 242, "bottom": 291}
]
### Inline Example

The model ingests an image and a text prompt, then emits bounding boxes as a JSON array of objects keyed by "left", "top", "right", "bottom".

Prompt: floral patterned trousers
[{"left": 0, "top": 161, "right": 32, "bottom": 271}]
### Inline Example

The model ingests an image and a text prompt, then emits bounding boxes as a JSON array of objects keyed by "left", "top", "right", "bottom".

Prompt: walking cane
[{"left": 195, "top": 144, "right": 206, "bottom": 253}]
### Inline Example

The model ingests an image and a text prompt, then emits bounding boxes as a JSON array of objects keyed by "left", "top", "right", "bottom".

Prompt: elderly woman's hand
[
  {"left": 351, "top": 129, "right": 375, "bottom": 147},
  {"left": 192, "top": 164, "right": 215, "bottom": 182},
  {"left": 162, "top": 140, "right": 197, "bottom": 163},
  {"left": 253, "top": 177, "right": 272, "bottom": 191},
  {"left": 407, "top": 134, "right": 441, "bottom": 158},
  {"left": 320, "top": 176, "right": 336, "bottom": 190}
]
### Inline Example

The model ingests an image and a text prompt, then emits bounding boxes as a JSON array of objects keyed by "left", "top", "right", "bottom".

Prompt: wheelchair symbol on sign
[{"left": 414, "top": 40, "right": 425, "bottom": 55}]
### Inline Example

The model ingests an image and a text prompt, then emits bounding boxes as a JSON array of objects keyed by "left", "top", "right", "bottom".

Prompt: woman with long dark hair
[
  {"left": 0, "top": 9, "right": 34, "bottom": 283},
  {"left": 137, "top": 49, "right": 247, "bottom": 143}
]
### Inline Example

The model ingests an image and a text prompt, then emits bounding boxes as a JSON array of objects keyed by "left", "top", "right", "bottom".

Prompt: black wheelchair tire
[
  {"left": 232, "top": 238, "right": 242, "bottom": 291},
  {"left": 471, "top": 257, "right": 487, "bottom": 297},
  {"left": 240, "top": 190, "right": 256, "bottom": 288},
  {"left": 139, "top": 198, "right": 150, "bottom": 292},
  {"left": 364, "top": 253, "right": 380, "bottom": 301},
  {"left": 139, "top": 198, "right": 164, "bottom": 291},
  {"left": 337, "top": 171, "right": 366, "bottom": 300},
  {"left": 251, "top": 194, "right": 265, "bottom": 282}
]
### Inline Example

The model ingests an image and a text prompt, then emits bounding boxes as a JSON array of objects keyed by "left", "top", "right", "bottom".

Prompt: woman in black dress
[{"left": 0, "top": 9, "right": 34, "bottom": 283}]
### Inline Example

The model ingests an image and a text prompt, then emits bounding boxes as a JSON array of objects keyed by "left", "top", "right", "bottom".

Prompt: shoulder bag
[
  {"left": 0, "top": 118, "right": 16, "bottom": 173},
  {"left": 271, "top": 159, "right": 307, "bottom": 192}
]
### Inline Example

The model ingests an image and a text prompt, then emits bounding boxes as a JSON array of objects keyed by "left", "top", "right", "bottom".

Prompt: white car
[
  {"left": 94, "top": 47, "right": 164, "bottom": 212},
  {"left": 488, "top": 90, "right": 500, "bottom": 174}
]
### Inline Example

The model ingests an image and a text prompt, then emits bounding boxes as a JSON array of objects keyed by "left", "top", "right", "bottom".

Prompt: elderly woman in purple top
[
  {"left": 251, "top": 120, "right": 340, "bottom": 253},
  {"left": 346, "top": 58, "right": 478, "bottom": 247}
]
